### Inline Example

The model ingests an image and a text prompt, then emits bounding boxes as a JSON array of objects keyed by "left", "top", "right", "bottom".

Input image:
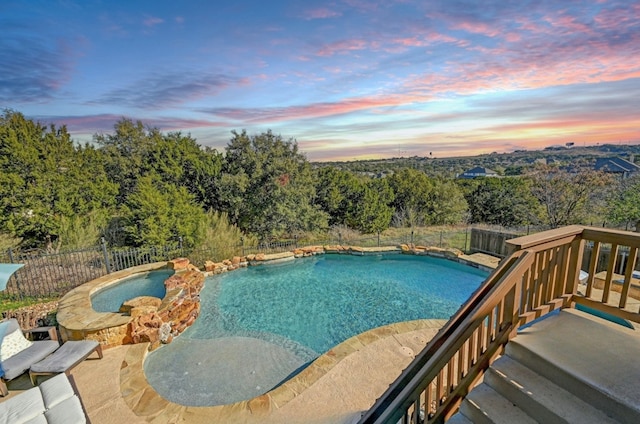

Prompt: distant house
[
  {"left": 594, "top": 157, "right": 640, "bottom": 179},
  {"left": 458, "top": 166, "right": 498, "bottom": 179}
]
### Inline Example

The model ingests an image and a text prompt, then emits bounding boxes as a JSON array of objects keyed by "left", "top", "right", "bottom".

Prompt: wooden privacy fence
[{"left": 469, "top": 228, "right": 522, "bottom": 257}]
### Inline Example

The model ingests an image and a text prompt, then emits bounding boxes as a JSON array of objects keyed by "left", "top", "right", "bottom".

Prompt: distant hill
[{"left": 313, "top": 143, "right": 640, "bottom": 177}]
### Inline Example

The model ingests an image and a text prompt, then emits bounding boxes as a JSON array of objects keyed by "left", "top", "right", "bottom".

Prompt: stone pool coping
[
  {"left": 56, "top": 247, "right": 495, "bottom": 346},
  {"left": 57, "top": 262, "right": 171, "bottom": 343},
  {"left": 120, "top": 318, "right": 449, "bottom": 422}
]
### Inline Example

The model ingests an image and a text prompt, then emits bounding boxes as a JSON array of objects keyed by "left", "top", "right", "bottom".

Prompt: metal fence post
[
  {"left": 338, "top": 232, "right": 342, "bottom": 245},
  {"left": 241, "top": 237, "right": 245, "bottom": 256},
  {"left": 411, "top": 230, "right": 414, "bottom": 245},
  {"left": 294, "top": 235, "right": 298, "bottom": 249},
  {"left": 6, "top": 247, "right": 22, "bottom": 299},
  {"left": 439, "top": 230, "right": 443, "bottom": 247},
  {"left": 179, "top": 236, "right": 184, "bottom": 257},
  {"left": 464, "top": 228, "right": 469, "bottom": 252},
  {"left": 101, "top": 237, "right": 111, "bottom": 274},
  {"left": 377, "top": 231, "right": 380, "bottom": 247}
]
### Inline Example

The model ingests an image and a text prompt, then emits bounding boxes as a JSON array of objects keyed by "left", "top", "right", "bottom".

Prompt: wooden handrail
[
  {"left": 504, "top": 225, "right": 583, "bottom": 252},
  {"left": 581, "top": 227, "right": 640, "bottom": 247},
  {"left": 360, "top": 251, "right": 535, "bottom": 423},
  {"left": 359, "top": 226, "right": 640, "bottom": 424}
]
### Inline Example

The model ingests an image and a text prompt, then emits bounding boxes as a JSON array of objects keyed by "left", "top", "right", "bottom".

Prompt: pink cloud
[
  {"left": 380, "top": 29, "right": 462, "bottom": 53},
  {"left": 505, "top": 32, "right": 521, "bottom": 42},
  {"left": 594, "top": 3, "right": 640, "bottom": 29},
  {"left": 302, "top": 8, "right": 342, "bottom": 20},
  {"left": 143, "top": 16, "right": 164, "bottom": 27},
  {"left": 316, "top": 39, "right": 368, "bottom": 56},
  {"left": 206, "top": 93, "right": 427, "bottom": 123},
  {"left": 452, "top": 21, "right": 501, "bottom": 38},
  {"left": 394, "top": 37, "right": 426, "bottom": 47},
  {"left": 512, "top": 16, "right": 553, "bottom": 34},
  {"left": 543, "top": 14, "right": 593, "bottom": 36},
  {"left": 399, "top": 11, "right": 640, "bottom": 99},
  {"left": 322, "top": 66, "right": 343, "bottom": 74}
]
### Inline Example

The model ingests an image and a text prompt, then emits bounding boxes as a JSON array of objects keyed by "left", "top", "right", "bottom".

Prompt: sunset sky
[{"left": 2, "top": 0, "right": 640, "bottom": 161}]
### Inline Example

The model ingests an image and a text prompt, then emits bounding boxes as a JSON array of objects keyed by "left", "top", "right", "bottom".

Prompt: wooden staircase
[
  {"left": 359, "top": 226, "right": 640, "bottom": 424},
  {"left": 449, "top": 308, "right": 640, "bottom": 424}
]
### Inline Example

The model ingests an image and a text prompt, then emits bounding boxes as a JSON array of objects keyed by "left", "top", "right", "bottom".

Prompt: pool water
[
  {"left": 144, "top": 255, "right": 487, "bottom": 406},
  {"left": 91, "top": 270, "right": 173, "bottom": 312}
]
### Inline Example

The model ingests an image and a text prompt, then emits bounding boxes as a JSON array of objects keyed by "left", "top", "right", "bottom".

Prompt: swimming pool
[
  {"left": 144, "top": 254, "right": 487, "bottom": 406},
  {"left": 91, "top": 269, "right": 174, "bottom": 312}
]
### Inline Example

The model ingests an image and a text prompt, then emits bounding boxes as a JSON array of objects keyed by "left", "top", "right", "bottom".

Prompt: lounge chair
[
  {"left": 0, "top": 319, "right": 59, "bottom": 397},
  {"left": 1, "top": 318, "right": 101, "bottom": 396},
  {"left": 0, "top": 372, "right": 87, "bottom": 423},
  {"left": 29, "top": 340, "right": 102, "bottom": 385}
]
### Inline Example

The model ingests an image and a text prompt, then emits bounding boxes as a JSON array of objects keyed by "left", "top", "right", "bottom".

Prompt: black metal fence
[
  {"left": 0, "top": 246, "right": 107, "bottom": 300},
  {"left": 0, "top": 239, "right": 189, "bottom": 301},
  {"left": 0, "top": 228, "right": 472, "bottom": 302}
]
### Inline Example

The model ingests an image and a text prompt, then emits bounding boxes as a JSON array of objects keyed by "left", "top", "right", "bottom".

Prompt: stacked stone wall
[
  {"left": 127, "top": 266, "right": 205, "bottom": 350},
  {"left": 1, "top": 300, "right": 59, "bottom": 330}
]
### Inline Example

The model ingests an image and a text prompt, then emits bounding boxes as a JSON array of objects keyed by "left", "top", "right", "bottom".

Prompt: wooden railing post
[{"left": 565, "top": 237, "right": 585, "bottom": 298}]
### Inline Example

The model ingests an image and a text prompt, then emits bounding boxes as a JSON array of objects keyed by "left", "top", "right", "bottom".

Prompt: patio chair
[
  {"left": 0, "top": 319, "right": 59, "bottom": 397},
  {"left": 0, "top": 372, "right": 87, "bottom": 423},
  {"left": 1, "top": 318, "right": 102, "bottom": 395}
]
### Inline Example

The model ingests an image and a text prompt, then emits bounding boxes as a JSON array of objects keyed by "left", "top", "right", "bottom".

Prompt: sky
[{"left": 2, "top": 1, "right": 640, "bottom": 162}]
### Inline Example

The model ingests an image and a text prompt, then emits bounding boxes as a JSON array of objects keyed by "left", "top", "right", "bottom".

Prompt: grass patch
[
  {"left": 0, "top": 296, "right": 59, "bottom": 312},
  {"left": 321, "top": 225, "right": 471, "bottom": 250}
]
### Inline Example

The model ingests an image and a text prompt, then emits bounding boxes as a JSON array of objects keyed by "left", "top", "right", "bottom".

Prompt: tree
[
  {"left": 528, "top": 165, "right": 612, "bottom": 228},
  {"left": 464, "top": 177, "right": 541, "bottom": 227},
  {"left": 425, "top": 178, "right": 468, "bottom": 225},
  {"left": 314, "top": 167, "right": 363, "bottom": 226},
  {"left": 215, "top": 130, "right": 328, "bottom": 239},
  {"left": 94, "top": 119, "right": 152, "bottom": 204},
  {"left": 389, "top": 169, "right": 433, "bottom": 227},
  {"left": 608, "top": 176, "right": 640, "bottom": 231},
  {"left": 120, "top": 175, "right": 206, "bottom": 247},
  {"left": 389, "top": 169, "right": 467, "bottom": 226},
  {"left": 95, "top": 119, "right": 222, "bottom": 206},
  {"left": 0, "top": 110, "right": 117, "bottom": 248},
  {"left": 344, "top": 179, "right": 394, "bottom": 234}
]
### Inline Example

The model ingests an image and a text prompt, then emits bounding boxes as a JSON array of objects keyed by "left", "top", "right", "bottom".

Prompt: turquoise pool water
[
  {"left": 91, "top": 270, "right": 173, "bottom": 312},
  {"left": 144, "top": 254, "right": 487, "bottom": 406}
]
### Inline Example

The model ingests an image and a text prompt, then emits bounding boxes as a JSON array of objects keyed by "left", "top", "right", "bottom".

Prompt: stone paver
[{"left": 118, "top": 319, "right": 446, "bottom": 423}]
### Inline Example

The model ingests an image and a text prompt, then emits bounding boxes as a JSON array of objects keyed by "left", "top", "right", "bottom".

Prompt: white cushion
[
  {"left": 0, "top": 386, "right": 45, "bottom": 424},
  {"left": 0, "top": 330, "right": 33, "bottom": 362},
  {"left": 44, "top": 395, "right": 86, "bottom": 424},
  {"left": 39, "top": 373, "right": 75, "bottom": 409},
  {"left": 23, "top": 415, "right": 47, "bottom": 424}
]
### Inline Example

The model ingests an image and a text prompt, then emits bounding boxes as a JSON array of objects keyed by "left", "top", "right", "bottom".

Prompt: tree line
[{"left": 1, "top": 110, "right": 638, "bottom": 251}]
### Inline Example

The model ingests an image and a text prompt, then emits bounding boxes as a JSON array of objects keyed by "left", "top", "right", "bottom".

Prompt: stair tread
[
  {"left": 509, "top": 308, "right": 640, "bottom": 413},
  {"left": 447, "top": 412, "right": 472, "bottom": 424},
  {"left": 487, "top": 355, "right": 619, "bottom": 424},
  {"left": 461, "top": 383, "right": 537, "bottom": 424}
]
